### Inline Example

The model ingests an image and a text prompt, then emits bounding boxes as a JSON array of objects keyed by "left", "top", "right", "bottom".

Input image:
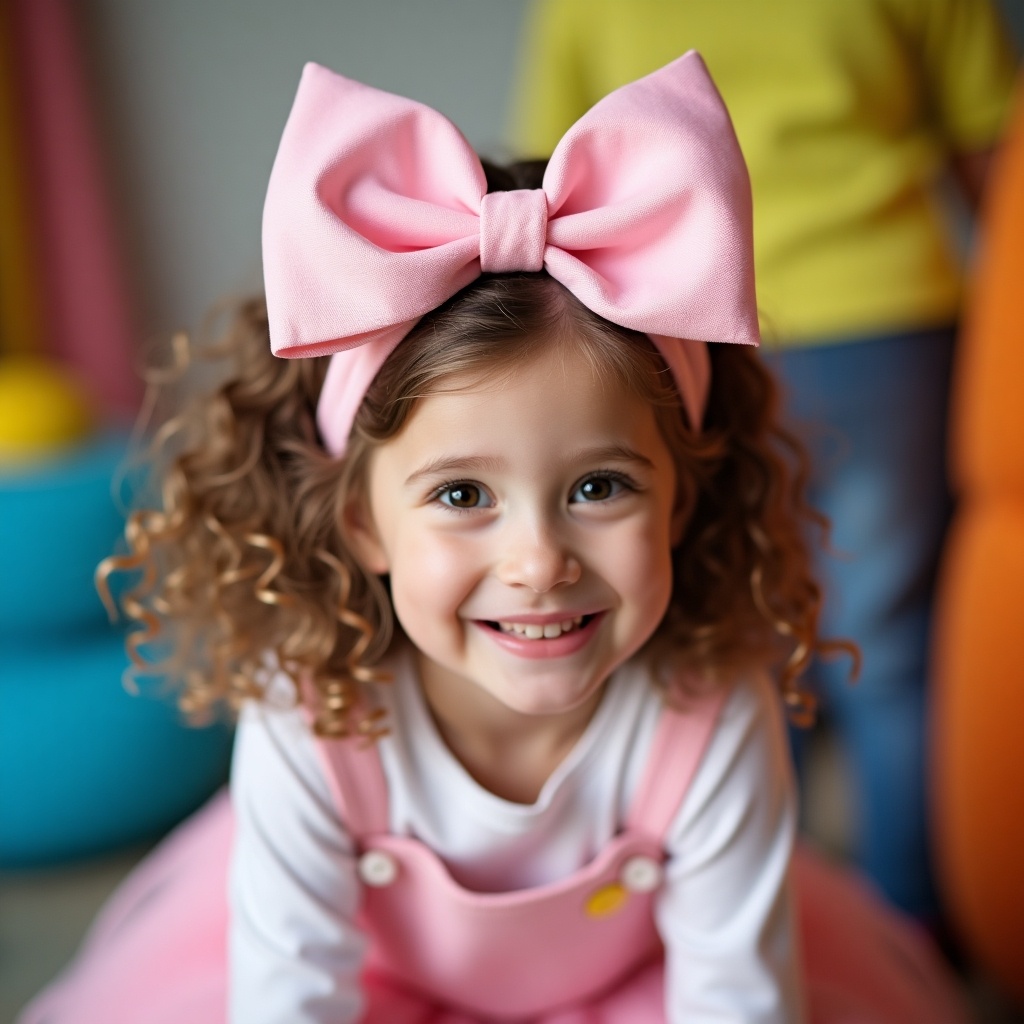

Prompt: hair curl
[{"left": 100, "top": 162, "right": 852, "bottom": 737}]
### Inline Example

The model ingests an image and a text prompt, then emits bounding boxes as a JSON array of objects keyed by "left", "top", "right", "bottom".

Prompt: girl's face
[{"left": 347, "top": 337, "right": 685, "bottom": 725}]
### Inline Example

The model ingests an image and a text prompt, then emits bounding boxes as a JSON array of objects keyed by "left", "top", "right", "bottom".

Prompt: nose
[{"left": 495, "top": 519, "right": 582, "bottom": 593}]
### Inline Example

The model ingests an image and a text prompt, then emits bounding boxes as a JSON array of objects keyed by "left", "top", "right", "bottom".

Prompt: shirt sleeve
[
  {"left": 510, "top": 0, "right": 596, "bottom": 158},
  {"left": 657, "top": 675, "right": 805, "bottom": 1024},
  {"left": 912, "top": 0, "right": 1018, "bottom": 150},
  {"left": 228, "top": 698, "right": 366, "bottom": 1024}
]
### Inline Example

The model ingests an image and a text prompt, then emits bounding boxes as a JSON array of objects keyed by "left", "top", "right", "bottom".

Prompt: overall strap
[
  {"left": 311, "top": 682, "right": 727, "bottom": 845},
  {"left": 313, "top": 731, "right": 390, "bottom": 841},
  {"left": 625, "top": 681, "right": 729, "bottom": 843}
]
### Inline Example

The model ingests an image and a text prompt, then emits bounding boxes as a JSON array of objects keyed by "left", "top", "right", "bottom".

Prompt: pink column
[{"left": 10, "top": 0, "right": 141, "bottom": 418}]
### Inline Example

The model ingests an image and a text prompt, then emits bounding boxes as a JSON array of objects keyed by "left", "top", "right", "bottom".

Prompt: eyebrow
[
  {"left": 405, "top": 454, "right": 507, "bottom": 486},
  {"left": 404, "top": 444, "right": 654, "bottom": 486},
  {"left": 563, "top": 444, "right": 656, "bottom": 470}
]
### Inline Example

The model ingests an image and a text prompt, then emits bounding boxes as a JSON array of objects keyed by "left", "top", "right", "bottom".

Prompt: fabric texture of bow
[{"left": 263, "top": 50, "right": 759, "bottom": 455}]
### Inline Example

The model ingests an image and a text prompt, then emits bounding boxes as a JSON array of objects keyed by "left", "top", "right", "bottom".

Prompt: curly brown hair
[{"left": 100, "top": 163, "right": 850, "bottom": 738}]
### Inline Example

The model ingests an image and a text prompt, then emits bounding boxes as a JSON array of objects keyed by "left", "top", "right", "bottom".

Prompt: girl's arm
[
  {"left": 229, "top": 696, "right": 367, "bottom": 1024},
  {"left": 657, "top": 674, "right": 804, "bottom": 1023}
]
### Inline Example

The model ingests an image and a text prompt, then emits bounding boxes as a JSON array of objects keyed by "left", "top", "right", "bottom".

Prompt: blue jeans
[{"left": 764, "top": 326, "right": 956, "bottom": 920}]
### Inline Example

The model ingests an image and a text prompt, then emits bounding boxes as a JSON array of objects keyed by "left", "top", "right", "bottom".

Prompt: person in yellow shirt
[{"left": 513, "top": 0, "right": 1017, "bottom": 924}]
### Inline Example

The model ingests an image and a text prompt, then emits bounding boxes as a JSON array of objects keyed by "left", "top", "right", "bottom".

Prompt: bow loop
[{"left": 479, "top": 190, "right": 549, "bottom": 274}]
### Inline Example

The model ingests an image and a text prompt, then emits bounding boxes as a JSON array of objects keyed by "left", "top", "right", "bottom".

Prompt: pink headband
[{"left": 263, "top": 51, "right": 759, "bottom": 455}]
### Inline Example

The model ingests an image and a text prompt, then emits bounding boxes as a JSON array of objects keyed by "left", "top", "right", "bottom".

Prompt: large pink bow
[{"left": 263, "top": 51, "right": 759, "bottom": 455}]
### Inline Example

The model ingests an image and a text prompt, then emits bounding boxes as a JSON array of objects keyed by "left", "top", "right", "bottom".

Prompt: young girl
[{"left": 24, "top": 53, "right": 966, "bottom": 1023}]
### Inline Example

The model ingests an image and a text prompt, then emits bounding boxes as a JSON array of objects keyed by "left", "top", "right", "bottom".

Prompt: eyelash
[
  {"left": 429, "top": 480, "right": 492, "bottom": 514},
  {"left": 429, "top": 470, "right": 638, "bottom": 513},
  {"left": 571, "top": 470, "right": 637, "bottom": 503}
]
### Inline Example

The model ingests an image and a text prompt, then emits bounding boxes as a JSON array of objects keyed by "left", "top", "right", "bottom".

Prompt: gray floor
[
  {"left": 1, "top": 845, "right": 149, "bottom": 1023},
  {"left": 1, "top": 735, "right": 1020, "bottom": 1023}
]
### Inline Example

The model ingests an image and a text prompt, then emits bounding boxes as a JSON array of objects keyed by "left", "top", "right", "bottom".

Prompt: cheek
[
  {"left": 622, "top": 507, "right": 675, "bottom": 571},
  {"left": 609, "top": 516, "right": 676, "bottom": 614},
  {"left": 389, "top": 532, "right": 478, "bottom": 613}
]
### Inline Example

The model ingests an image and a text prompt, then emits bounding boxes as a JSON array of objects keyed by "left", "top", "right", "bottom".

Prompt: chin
[{"left": 491, "top": 675, "right": 605, "bottom": 718}]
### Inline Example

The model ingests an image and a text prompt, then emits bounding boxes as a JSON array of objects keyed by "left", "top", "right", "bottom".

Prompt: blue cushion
[
  {"left": 0, "top": 630, "right": 233, "bottom": 867},
  {"left": 0, "top": 433, "right": 133, "bottom": 638}
]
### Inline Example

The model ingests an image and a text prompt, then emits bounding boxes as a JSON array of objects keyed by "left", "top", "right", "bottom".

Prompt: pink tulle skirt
[{"left": 19, "top": 791, "right": 968, "bottom": 1023}]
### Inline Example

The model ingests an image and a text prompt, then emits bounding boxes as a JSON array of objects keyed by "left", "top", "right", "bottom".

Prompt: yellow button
[{"left": 585, "top": 882, "right": 628, "bottom": 918}]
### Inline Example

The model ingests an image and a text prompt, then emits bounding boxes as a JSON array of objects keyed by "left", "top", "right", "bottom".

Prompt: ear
[{"left": 341, "top": 491, "right": 391, "bottom": 575}]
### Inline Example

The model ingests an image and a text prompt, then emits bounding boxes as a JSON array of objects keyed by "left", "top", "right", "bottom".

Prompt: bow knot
[{"left": 479, "top": 189, "right": 549, "bottom": 274}]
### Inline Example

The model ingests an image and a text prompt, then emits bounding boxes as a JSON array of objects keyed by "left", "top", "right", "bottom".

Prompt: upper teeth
[{"left": 499, "top": 617, "right": 583, "bottom": 639}]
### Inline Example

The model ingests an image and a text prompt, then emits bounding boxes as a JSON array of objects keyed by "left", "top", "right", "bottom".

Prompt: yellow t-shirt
[{"left": 513, "top": 0, "right": 1017, "bottom": 344}]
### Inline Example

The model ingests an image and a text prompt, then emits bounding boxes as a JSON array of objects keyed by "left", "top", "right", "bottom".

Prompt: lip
[{"left": 472, "top": 612, "right": 605, "bottom": 660}]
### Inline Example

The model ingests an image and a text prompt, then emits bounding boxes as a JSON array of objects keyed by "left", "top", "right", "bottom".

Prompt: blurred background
[{"left": 1, "top": 2, "right": 1022, "bottom": 1021}]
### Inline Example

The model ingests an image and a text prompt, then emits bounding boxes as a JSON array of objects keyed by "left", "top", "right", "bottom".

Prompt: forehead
[
  {"left": 386, "top": 340, "right": 663, "bottom": 463},
  {"left": 421, "top": 322, "right": 654, "bottom": 408}
]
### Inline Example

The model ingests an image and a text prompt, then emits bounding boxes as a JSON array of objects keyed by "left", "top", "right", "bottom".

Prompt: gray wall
[{"left": 83, "top": 0, "right": 530, "bottom": 342}]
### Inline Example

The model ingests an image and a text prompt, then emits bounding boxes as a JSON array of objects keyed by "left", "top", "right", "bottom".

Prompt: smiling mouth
[{"left": 483, "top": 615, "right": 594, "bottom": 640}]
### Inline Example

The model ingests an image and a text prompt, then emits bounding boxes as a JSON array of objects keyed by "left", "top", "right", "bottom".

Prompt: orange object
[{"left": 932, "top": 78, "right": 1024, "bottom": 1005}]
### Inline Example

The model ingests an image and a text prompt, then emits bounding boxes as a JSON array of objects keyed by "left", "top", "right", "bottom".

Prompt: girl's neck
[{"left": 414, "top": 652, "right": 607, "bottom": 805}]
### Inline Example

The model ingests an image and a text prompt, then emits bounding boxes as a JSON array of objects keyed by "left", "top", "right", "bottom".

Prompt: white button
[
  {"left": 620, "top": 855, "right": 663, "bottom": 893},
  {"left": 358, "top": 850, "right": 398, "bottom": 887}
]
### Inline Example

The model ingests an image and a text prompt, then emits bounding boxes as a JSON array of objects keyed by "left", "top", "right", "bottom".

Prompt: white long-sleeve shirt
[{"left": 229, "top": 649, "right": 804, "bottom": 1023}]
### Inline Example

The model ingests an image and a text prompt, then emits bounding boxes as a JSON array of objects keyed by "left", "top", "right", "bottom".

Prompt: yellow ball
[{"left": 0, "top": 356, "right": 96, "bottom": 463}]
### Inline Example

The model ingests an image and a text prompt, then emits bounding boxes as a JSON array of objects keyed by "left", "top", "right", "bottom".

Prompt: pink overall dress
[{"left": 20, "top": 688, "right": 967, "bottom": 1023}]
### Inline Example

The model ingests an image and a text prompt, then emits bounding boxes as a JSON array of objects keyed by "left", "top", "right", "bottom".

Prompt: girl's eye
[
  {"left": 437, "top": 482, "right": 491, "bottom": 510},
  {"left": 571, "top": 474, "right": 629, "bottom": 503}
]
